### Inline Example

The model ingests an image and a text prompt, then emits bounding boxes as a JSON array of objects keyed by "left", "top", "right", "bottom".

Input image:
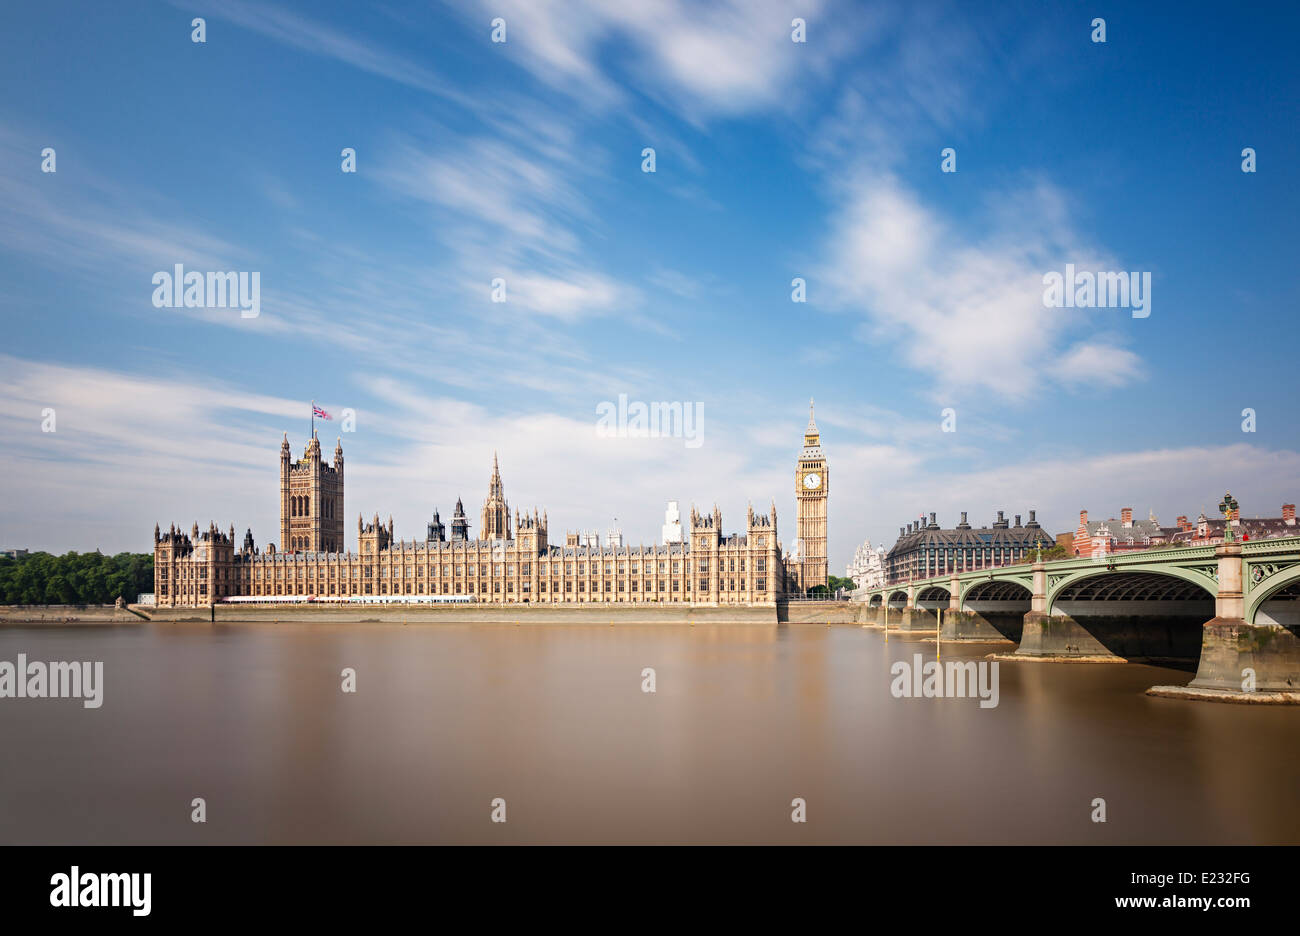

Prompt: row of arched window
[{"left": 290, "top": 496, "right": 336, "bottom": 519}]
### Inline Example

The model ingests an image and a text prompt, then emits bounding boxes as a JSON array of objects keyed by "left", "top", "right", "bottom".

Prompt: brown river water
[{"left": 0, "top": 621, "right": 1296, "bottom": 844}]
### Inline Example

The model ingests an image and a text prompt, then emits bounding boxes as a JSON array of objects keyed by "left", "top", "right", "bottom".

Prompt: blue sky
[{"left": 1, "top": 0, "right": 1298, "bottom": 568}]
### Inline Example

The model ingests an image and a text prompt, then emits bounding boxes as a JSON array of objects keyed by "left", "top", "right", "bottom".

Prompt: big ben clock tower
[{"left": 795, "top": 399, "right": 828, "bottom": 593}]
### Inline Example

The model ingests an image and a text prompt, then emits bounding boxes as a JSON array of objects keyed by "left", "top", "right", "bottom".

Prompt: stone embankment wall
[
  {"left": 0, "top": 605, "right": 146, "bottom": 624},
  {"left": 777, "top": 600, "right": 862, "bottom": 624}
]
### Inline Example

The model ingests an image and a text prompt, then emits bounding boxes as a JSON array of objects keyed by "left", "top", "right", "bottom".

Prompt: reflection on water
[{"left": 0, "top": 621, "right": 1296, "bottom": 844}]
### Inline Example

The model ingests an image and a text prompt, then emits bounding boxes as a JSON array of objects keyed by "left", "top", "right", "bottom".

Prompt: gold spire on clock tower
[{"left": 795, "top": 398, "right": 828, "bottom": 593}]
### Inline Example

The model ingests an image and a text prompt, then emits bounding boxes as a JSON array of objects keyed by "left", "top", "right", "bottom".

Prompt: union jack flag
[{"left": 313, "top": 404, "right": 333, "bottom": 420}]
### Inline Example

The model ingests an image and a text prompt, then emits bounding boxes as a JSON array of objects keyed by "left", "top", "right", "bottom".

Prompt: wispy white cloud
[
  {"left": 376, "top": 128, "right": 651, "bottom": 328},
  {"left": 0, "top": 124, "right": 246, "bottom": 277},
  {"left": 814, "top": 172, "right": 1135, "bottom": 400},
  {"left": 165, "top": 0, "right": 475, "bottom": 107},
  {"left": 453, "top": 0, "right": 859, "bottom": 122},
  {"left": 1055, "top": 340, "right": 1145, "bottom": 389}
]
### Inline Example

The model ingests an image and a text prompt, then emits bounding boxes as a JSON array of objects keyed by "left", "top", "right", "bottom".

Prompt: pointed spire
[{"left": 803, "top": 397, "right": 821, "bottom": 447}]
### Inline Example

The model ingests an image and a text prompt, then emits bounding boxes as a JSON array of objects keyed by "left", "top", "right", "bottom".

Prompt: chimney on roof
[
  {"left": 1028, "top": 510, "right": 1039, "bottom": 527},
  {"left": 1014, "top": 514, "right": 1021, "bottom": 527},
  {"left": 1176, "top": 515, "right": 1190, "bottom": 530},
  {"left": 929, "top": 512, "right": 937, "bottom": 527},
  {"left": 1121, "top": 507, "right": 1133, "bottom": 528},
  {"left": 1284, "top": 504, "right": 1295, "bottom": 526},
  {"left": 1079, "top": 509, "right": 1088, "bottom": 526}
]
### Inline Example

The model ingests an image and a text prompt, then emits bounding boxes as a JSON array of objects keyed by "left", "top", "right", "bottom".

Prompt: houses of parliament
[{"left": 152, "top": 404, "right": 830, "bottom": 608}]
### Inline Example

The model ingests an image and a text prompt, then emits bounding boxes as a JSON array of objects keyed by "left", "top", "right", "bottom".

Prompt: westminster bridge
[{"left": 853, "top": 537, "right": 1300, "bottom": 698}]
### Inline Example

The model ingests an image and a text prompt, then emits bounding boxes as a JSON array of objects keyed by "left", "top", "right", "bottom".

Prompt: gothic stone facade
[
  {"left": 153, "top": 426, "right": 820, "bottom": 608},
  {"left": 281, "top": 433, "right": 344, "bottom": 553}
]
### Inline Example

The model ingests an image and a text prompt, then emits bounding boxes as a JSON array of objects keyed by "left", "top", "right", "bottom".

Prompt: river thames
[{"left": 1, "top": 621, "right": 1296, "bottom": 845}]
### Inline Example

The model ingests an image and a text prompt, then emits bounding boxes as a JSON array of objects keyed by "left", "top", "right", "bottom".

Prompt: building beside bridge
[
  {"left": 1069, "top": 503, "right": 1298, "bottom": 555},
  {"left": 885, "top": 510, "right": 1051, "bottom": 585}
]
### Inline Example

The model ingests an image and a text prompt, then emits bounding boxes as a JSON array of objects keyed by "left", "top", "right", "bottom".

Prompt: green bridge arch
[
  {"left": 958, "top": 576, "right": 1033, "bottom": 606},
  {"left": 1244, "top": 562, "right": 1300, "bottom": 624},
  {"left": 1044, "top": 565, "right": 1217, "bottom": 614}
]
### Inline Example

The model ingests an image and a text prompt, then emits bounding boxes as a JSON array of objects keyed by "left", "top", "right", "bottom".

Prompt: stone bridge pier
[
  {"left": 1185, "top": 544, "right": 1300, "bottom": 696},
  {"left": 897, "top": 583, "right": 938, "bottom": 632},
  {"left": 944, "top": 572, "right": 1026, "bottom": 643}
]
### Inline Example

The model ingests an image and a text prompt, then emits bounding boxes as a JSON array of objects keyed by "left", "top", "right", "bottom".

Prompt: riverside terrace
[{"left": 853, "top": 536, "right": 1300, "bottom": 702}]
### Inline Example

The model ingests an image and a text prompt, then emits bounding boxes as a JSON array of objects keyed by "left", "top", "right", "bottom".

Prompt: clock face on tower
[{"left": 803, "top": 472, "right": 822, "bottom": 490}]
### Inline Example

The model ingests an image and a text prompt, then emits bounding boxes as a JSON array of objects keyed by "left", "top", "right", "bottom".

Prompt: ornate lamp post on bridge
[{"left": 1219, "top": 492, "right": 1239, "bottom": 544}]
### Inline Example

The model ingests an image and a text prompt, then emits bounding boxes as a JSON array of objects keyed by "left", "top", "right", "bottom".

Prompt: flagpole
[{"left": 311, "top": 399, "right": 315, "bottom": 439}]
